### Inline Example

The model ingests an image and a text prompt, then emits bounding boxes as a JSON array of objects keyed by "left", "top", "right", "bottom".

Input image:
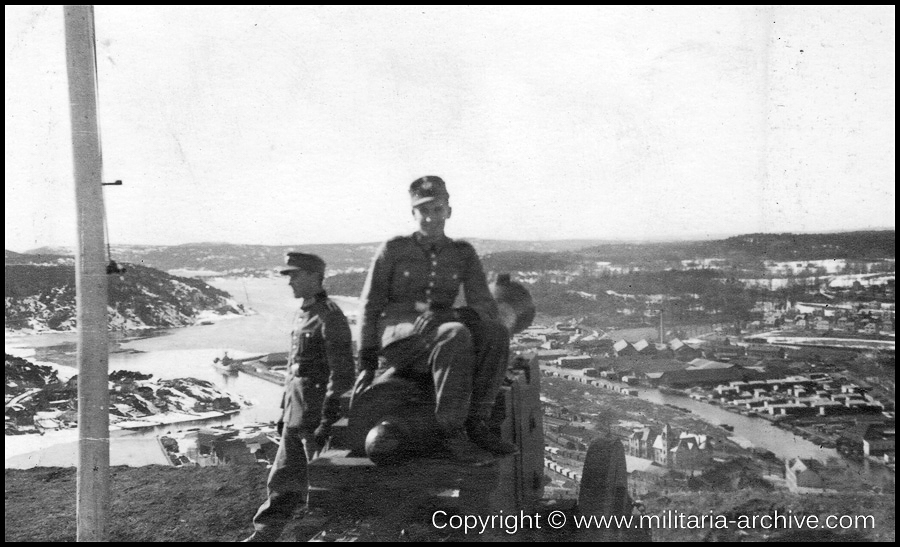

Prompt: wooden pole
[{"left": 64, "top": 5, "right": 110, "bottom": 542}]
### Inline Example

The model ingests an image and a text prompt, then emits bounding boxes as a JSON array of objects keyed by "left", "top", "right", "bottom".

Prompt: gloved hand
[
  {"left": 313, "top": 423, "right": 331, "bottom": 449},
  {"left": 453, "top": 306, "right": 481, "bottom": 328},
  {"left": 350, "top": 368, "right": 375, "bottom": 409},
  {"left": 453, "top": 306, "right": 483, "bottom": 348},
  {"left": 412, "top": 309, "right": 455, "bottom": 337},
  {"left": 358, "top": 347, "right": 380, "bottom": 373}
]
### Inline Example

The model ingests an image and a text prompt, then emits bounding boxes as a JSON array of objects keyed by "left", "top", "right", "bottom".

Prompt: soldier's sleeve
[
  {"left": 288, "top": 307, "right": 303, "bottom": 368},
  {"left": 281, "top": 309, "right": 303, "bottom": 410},
  {"left": 283, "top": 309, "right": 303, "bottom": 394},
  {"left": 319, "top": 305, "right": 355, "bottom": 427},
  {"left": 359, "top": 240, "right": 392, "bottom": 352},
  {"left": 457, "top": 241, "right": 500, "bottom": 322}
]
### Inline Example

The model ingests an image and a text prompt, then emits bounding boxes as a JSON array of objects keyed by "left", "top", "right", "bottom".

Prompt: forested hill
[
  {"left": 577, "top": 230, "right": 895, "bottom": 264},
  {"left": 714, "top": 231, "right": 895, "bottom": 260},
  {"left": 4, "top": 257, "right": 244, "bottom": 332}
]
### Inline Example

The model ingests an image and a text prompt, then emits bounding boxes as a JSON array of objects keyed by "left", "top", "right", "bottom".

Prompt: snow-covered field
[
  {"left": 827, "top": 273, "right": 895, "bottom": 288},
  {"left": 5, "top": 430, "right": 170, "bottom": 468},
  {"left": 760, "top": 336, "right": 895, "bottom": 351}
]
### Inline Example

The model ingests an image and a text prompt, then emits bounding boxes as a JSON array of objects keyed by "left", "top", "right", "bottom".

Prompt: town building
[
  {"left": 785, "top": 458, "right": 826, "bottom": 492},
  {"left": 613, "top": 340, "right": 637, "bottom": 357},
  {"left": 669, "top": 338, "right": 702, "bottom": 361}
]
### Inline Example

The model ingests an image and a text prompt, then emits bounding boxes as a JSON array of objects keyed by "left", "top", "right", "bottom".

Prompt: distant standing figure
[
  {"left": 243, "top": 252, "right": 354, "bottom": 542},
  {"left": 354, "top": 175, "right": 518, "bottom": 466}
]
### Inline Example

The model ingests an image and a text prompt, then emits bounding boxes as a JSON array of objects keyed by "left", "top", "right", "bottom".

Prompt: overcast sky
[{"left": 5, "top": 6, "right": 895, "bottom": 252}]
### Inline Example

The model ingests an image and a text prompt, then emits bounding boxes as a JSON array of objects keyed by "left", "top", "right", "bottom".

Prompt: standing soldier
[
  {"left": 355, "top": 175, "right": 518, "bottom": 466},
  {"left": 244, "top": 253, "right": 354, "bottom": 542}
]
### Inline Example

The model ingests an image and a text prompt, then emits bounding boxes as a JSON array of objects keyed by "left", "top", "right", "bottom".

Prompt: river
[
  {"left": 634, "top": 388, "right": 838, "bottom": 462},
  {"left": 4, "top": 277, "right": 359, "bottom": 469},
  {"left": 603, "top": 379, "right": 894, "bottom": 485}
]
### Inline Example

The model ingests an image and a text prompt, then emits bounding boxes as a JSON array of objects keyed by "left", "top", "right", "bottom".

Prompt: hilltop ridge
[
  {"left": 20, "top": 230, "right": 894, "bottom": 278},
  {"left": 5, "top": 257, "right": 245, "bottom": 332}
]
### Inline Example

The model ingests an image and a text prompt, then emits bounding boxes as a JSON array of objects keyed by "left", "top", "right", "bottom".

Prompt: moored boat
[{"left": 212, "top": 353, "right": 240, "bottom": 374}]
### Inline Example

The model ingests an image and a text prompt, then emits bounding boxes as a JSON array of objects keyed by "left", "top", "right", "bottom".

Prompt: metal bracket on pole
[{"left": 101, "top": 180, "right": 123, "bottom": 186}]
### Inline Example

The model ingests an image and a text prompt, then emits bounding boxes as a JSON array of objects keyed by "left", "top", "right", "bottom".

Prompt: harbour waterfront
[{"left": 4, "top": 277, "right": 357, "bottom": 469}]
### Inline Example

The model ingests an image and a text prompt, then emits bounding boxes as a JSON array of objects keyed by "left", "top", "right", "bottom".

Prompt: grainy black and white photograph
[{"left": 5, "top": 5, "right": 895, "bottom": 542}]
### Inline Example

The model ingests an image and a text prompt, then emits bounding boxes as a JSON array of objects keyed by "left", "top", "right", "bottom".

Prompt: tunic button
[
  {"left": 432, "top": 261, "right": 437, "bottom": 266},
  {"left": 430, "top": 271, "right": 436, "bottom": 276},
  {"left": 429, "top": 281, "right": 435, "bottom": 287}
]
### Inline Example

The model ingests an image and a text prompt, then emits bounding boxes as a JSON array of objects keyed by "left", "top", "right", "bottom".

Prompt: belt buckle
[{"left": 414, "top": 301, "right": 430, "bottom": 313}]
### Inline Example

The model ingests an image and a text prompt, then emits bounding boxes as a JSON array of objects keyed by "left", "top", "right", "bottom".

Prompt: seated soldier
[{"left": 355, "top": 175, "right": 518, "bottom": 466}]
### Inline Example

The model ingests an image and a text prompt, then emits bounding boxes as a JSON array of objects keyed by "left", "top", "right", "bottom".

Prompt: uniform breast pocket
[
  {"left": 299, "top": 331, "right": 323, "bottom": 360},
  {"left": 391, "top": 260, "right": 425, "bottom": 296},
  {"left": 436, "top": 267, "right": 463, "bottom": 298}
]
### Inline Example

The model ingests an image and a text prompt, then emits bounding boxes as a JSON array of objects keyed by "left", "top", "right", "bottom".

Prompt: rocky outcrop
[
  {"left": 5, "top": 260, "right": 244, "bottom": 332},
  {"left": 5, "top": 354, "right": 250, "bottom": 435}
]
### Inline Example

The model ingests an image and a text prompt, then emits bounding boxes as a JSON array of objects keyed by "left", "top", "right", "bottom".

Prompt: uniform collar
[
  {"left": 412, "top": 232, "right": 451, "bottom": 252},
  {"left": 301, "top": 290, "right": 329, "bottom": 311}
]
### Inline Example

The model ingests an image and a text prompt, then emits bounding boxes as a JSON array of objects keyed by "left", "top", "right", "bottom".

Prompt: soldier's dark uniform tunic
[
  {"left": 250, "top": 291, "right": 353, "bottom": 539},
  {"left": 359, "top": 232, "right": 509, "bottom": 432}
]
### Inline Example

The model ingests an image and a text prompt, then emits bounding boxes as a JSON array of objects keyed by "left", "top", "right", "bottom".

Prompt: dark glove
[
  {"left": 313, "top": 423, "right": 331, "bottom": 448},
  {"left": 412, "top": 309, "right": 454, "bottom": 337},
  {"left": 275, "top": 419, "right": 284, "bottom": 437},
  {"left": 453, "top": 306, "right": 484, "bottom": 348},
  {"left": 453, "top": 307, "right": 481, "bottom": 329},
  {"left": 350, "top": 368, "right": 375, "bottom": 409},
  {"left": 358, "top": 347, "right": 380, "bottom": 373}
]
